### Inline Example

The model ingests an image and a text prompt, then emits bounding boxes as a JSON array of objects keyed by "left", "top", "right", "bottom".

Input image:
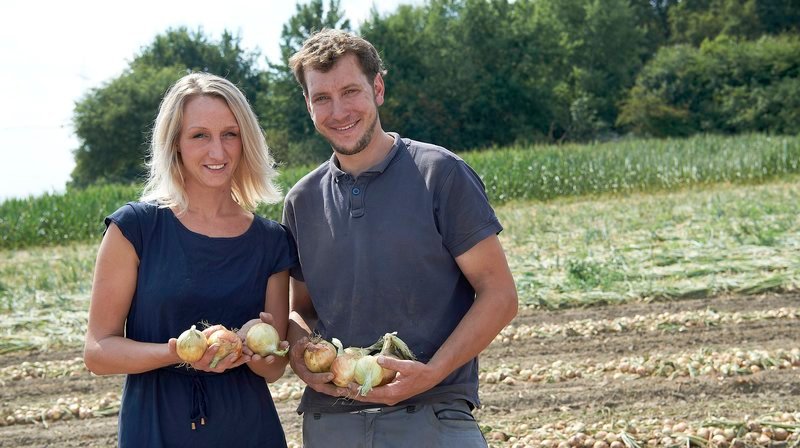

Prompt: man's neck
[{"left": 337, "top": 131, "right": 395, "bottom": 177}]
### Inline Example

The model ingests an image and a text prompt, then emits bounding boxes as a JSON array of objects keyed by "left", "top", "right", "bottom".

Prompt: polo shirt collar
[{"left": 328, "top": 133, "right": 405, "bottom": 179}]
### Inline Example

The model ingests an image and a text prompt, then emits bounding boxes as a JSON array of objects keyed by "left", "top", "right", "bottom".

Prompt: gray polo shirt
[{"left": 282, "top": 134, "right": 502, "bottom": 413}]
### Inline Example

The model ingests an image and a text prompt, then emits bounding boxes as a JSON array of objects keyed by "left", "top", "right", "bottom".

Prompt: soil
[{"left": 1, "top": 292, "right": 798, "bottom": 447}]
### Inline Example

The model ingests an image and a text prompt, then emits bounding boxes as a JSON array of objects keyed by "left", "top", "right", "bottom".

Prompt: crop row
[
  {"left": 479, "top": 347, "right": 800, "bottom": 385},
  {"left": 2, "top": 346, "right": 797, "bottom": 427},
  {"left": 495, "top": 307, "right": 799, "bottom": 343},
  {"left": 2, "top": 392, "right": 797, "bottom": 448},
  {"left": 2, "top": 306, "right": 796, "bottom": 384},
  {"left": 479, "top": 414, "right": 800, "bottom": 448},
  {"left": 0, "top": 376, "right": 302, "bottom": 428}
]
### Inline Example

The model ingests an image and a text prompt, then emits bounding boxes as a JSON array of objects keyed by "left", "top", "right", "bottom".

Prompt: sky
[{"left": 0, "top": 0, "right": 422, "bottom": 201}]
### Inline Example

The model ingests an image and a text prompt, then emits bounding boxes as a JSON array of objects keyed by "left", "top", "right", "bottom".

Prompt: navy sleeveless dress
[{"left": 106, "top": 202, "right": 296, "bottom": 448}]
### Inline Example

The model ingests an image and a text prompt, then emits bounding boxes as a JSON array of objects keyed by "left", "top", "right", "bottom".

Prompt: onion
[
  {"left": 176, "top": 325, "right": 208, "bottom": 363},
  {"left": 303, "top": 336, "right": 337, "bottom": 373},
  {"left": 245, "top": 322, "right": 287, "bottom": 357},
  {"left": 354, "top": 355, "right": 383, "bottom": 396},
  {"left": 329, "top": 338, "right": 367, "bottom": 387},
  {"left": 207, "top": 327, "right": 243, "bottom": 368}
]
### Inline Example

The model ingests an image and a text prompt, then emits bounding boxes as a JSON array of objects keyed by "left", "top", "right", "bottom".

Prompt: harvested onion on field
[{"left": 245, "top": 322, "right": 287, "bottom": 357}]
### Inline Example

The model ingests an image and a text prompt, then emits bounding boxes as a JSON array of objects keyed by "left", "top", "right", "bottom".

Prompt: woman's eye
[{"left": 192, "top": 133, "right": 206, "bottom": 139}]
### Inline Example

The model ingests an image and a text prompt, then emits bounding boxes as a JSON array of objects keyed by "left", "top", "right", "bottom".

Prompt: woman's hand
[
  {"left": 238, "top": 313, "right": 289, "bottom": 363},
  {"left": 179, "top": 324, "right": 251, "bottom": 373}
]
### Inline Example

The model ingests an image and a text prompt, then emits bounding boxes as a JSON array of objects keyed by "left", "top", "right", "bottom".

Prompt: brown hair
[{"left": 289, "top": 28, "right": 387, "bottom": 95}]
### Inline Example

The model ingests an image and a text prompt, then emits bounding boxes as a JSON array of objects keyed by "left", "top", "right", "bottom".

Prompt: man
[{"left": 282, "top": 28, "right": 518, "bottom": 447}]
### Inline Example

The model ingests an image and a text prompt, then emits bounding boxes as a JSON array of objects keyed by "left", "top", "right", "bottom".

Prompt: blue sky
[{"left": 0, "top": 0, "right": 421, "bottom": 201}]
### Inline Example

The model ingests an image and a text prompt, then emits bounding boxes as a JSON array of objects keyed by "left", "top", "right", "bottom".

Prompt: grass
[{"left": 498, "top": 177, "right": 800, "bottom": 308}]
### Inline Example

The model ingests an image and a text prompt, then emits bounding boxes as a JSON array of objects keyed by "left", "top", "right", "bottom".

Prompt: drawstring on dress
[{"left": 190, "top": 376, "right": 209, "bottom": 430}]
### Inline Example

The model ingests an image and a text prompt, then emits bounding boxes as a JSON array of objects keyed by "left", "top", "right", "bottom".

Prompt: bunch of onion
[
  {"left": 245, "top": 322, "right": 288, "bottom": 357},
  {"left": 303, "top": 335, "right": 338, "bottom": 373},
  {"left": 354, "top": 332, "right": 416, "bottom": 396},
  {"left": 329, "top": 338, "right": 371, "bottom": 387}
]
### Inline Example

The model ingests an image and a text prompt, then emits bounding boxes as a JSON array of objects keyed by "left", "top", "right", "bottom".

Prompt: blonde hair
[{"left": 141, "top": 72, "right": 281, "bottom": 213}]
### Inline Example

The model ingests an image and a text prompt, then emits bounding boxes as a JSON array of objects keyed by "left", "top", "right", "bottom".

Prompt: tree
[
  {"left": 629, "top": 0, "right": 680, "bottom": 60},
  {"left": 532, "top": 0, "right": 645, "bottom": 140},
  {"left": 71, "top": 66, "right": 181, "bottom": 187},
  {"left": 70, "top": 28, "right": 265, "bottom": 187},
  {"left": 617, "top": 35, "right": 800, "bottom": 136},
  {"left": 667, "top": 0, "right": 800, "bottom": 46},
  {"left": 257, "top": 0, "right": 351, "bottom": 166},
  {"left": 132, "top": 27, "right": 266, "bottom": 105}
]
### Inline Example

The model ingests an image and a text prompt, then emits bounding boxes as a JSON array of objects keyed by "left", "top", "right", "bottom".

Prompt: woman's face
[{"left": 177, "top": 95, "right": 242, "bottom": 192}]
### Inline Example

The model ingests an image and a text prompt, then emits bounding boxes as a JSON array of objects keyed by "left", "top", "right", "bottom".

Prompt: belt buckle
[{"left": 353, "top": 407, "right": 382, "bottom": 414}]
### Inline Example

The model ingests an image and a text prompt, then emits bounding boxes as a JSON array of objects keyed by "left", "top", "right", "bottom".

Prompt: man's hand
[
  {"left": 288, "top": 336, "right": 350, "bottom": 398},
  {"left": 346, "top": 356, "right": 439, "bottom": 406}
]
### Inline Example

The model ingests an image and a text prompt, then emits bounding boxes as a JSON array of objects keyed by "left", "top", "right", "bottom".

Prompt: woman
[{"left": 83, "top": 72, "right": 295, "bottom": 447}]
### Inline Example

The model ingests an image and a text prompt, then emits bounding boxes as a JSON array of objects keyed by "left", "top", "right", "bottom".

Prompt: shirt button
[{"left": 352, "top": 187, "right": 361, "bottom": 195}]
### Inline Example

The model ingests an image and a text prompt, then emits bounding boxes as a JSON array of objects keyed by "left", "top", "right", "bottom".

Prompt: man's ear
[{"left": 373, "top": 73, "right": 385, "bottom": 107}]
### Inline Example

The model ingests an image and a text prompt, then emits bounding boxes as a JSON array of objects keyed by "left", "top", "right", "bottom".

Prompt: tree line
[{"left": 69, "top": 0, "right": 800, "bottom": 188}]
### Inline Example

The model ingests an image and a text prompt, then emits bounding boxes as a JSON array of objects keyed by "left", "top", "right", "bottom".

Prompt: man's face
[{"left": 304, "top": 53, "right": 385, "bottom": 156}]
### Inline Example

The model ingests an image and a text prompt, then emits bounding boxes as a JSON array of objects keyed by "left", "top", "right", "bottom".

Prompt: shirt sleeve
[
  {"left": 104, "top": 202, "right": 144, "bottom": 259},
  {"left": 435, "top": 160, "right": 503, "bottom": 258},
  {"left": 269, "top": 222, "right": 299, "bottom": 275},
  {"left": 281, "top": 196, "right": 305, "bottom": 282}
]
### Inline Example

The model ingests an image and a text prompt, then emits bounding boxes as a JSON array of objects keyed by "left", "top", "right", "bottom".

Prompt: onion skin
[
  {"left": 303, "top": 339, "right": 337, "bottom": 373},
  {"left": 176, "top": 325, "right": 208, "bottom": 363},
  {"left": 245, "top": 322, "right": 287, "bottom": 357},
  {"left": 207, "top": 327, "right": 242, "bottom": 368}
]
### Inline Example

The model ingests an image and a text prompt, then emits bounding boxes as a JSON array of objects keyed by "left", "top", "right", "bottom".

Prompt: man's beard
[{"left": 328, "top": 113, "right": 378, "bottom": 157}]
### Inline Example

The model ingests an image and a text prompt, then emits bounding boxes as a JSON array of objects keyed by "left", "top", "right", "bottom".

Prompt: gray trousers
[{"left": 302, "top": 400, "right": 488, "bottom": 448}]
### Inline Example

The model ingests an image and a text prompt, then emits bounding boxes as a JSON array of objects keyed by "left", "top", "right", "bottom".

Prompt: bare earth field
[{"left": 1, "top": 292, "right": 798, "bottom": 447}]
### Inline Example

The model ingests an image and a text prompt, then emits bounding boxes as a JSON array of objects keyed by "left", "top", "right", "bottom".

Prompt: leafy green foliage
[
  {"left": 618, "top": 35, "right": 800, "bottom": 136},
  {"left": 71, "top": 66, "right": 180, "bottom": 187},
  {"left": 668, "top": 0, "right": 800, "bottom": 46}
]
